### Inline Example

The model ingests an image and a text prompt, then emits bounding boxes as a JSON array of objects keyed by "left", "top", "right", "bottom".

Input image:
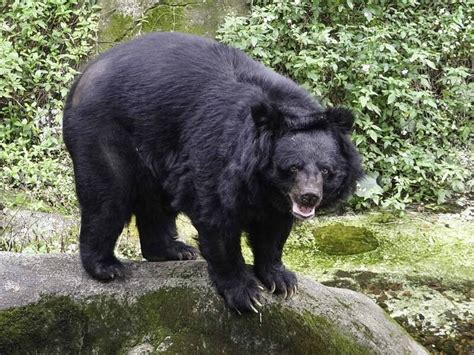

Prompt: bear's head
[{"left": 252, "top": 104, "right": 363, "bottom": 219}]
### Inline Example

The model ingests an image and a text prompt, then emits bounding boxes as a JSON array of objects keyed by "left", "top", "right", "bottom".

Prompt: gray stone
[
  {"left": 97, "top": 0, "right": 248, "bottom": 51},
  {"left": 0, "top": 252, "right": 427, "bottom": 354},
  {"left": 0, "top": 208, "right": 78, "bottom": 252}
]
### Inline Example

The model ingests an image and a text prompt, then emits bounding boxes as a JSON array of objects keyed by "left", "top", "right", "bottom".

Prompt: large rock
[
  {"left": 0, "top": 208, "right": 78, "bottom": 252},
  {"left": 0, "top": 252, "right": 427, "bottom": 354},
  {"left": 98, "top": 0, "right": 248, "bottom": 51}
]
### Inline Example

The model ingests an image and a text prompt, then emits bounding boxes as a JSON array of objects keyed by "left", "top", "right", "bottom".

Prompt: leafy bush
[
  {"left": 1, "top": 0, "right": 100, "bottom": 213},
  {"left": 218, "top": 0, "right": 473, "bottom": 209}
]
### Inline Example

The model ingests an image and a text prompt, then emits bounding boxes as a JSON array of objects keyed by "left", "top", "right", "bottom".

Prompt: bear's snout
[
  {"left": 299, "top": 192, "right": 321, "bottom": 207},
  {"left": 290, "top": 189, "right": 322, "bottom": 220},
  {"left": 288, "top": 169, "right": 323, "bottom": 220}
]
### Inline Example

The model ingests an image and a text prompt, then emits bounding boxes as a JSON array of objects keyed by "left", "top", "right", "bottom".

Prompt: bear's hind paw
[
  {"left": 143, "top": 240, "right": 199, "bottom": 262},
  {"left": 84, "top": 258, "right": 125, "bottom": 281}
]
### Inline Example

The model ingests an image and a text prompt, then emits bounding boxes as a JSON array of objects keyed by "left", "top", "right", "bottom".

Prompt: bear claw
[
  {"left": 87, "top": 259, "right": 125, "bottom": 281},
  {"left": 256, "top": 265, "right": 298, "bottom": 299},
  {"left": 214, "top": 273, "right": 263, "bottom": 314},
  {"left": 249, "top": 304, "right": 259, "bottom": 314},
  {"left": 270, "top": 282, "right": 276, "bottom": 293},
  {"left": 251, "top": 296, "right": 263, "bottom": 308}
]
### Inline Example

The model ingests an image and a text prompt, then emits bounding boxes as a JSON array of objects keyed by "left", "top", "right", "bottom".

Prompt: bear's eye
[
  {"left": 321, "top": 168, "right": 330, "bottom": 175},
  {"left": 290, "top": 165, "right": 299, "bottom": 173}
]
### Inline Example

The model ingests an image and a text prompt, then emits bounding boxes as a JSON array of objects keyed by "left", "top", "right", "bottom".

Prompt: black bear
[{"left": 63, "top": 32, "right": 363, "bottom": 313}]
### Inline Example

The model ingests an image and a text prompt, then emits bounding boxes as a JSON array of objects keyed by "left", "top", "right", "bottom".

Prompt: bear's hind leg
[
  {"left": 80, "top": 203, "right": 130, "bottom": 280},
  {"left": 68, "top": 120, "right": 136, "bottom": 281},
  {"left": 135, "top": 192, "right": 198, "bottom": 261},
  {"left": 75, "top": 162, "right": 134, "bottom": 280}
]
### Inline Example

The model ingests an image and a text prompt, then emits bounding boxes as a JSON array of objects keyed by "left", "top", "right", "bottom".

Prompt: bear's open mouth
[{"left": 290, "top": 198, "right": 316, "bottom": 220}]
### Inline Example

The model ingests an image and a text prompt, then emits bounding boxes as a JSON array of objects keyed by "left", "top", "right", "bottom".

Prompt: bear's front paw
[
  {"left": 256, "top": 264, "right": 298, "bottom": 299},
  {"left": 212, "top": 273, "right": 263, "bottom": 314}
]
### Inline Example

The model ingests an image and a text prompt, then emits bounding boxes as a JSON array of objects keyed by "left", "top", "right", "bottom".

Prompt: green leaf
[
  {"left": 359, "top": 96, "right": 369, "bottom": 108},
  {"left": 355, "top": 174, "right": 383, "bottom": 199},
  {"left": 426, "top": 60, "right": 437, "bottom": 70},
  {"left": 385, "top": 44, "right": 397, "bottom": 54},
  {"left": 363, "top": 8, "right": 373, "bottom": 22},
  {"left": 368, "top": 130, "right": 378, "bottom": 142},
  {"left": 419, "top": 77, "right": 431, "bottom": 88},
  {"left": 387, "top": 93, "right": 397, "bottom": 104},
  {"left": 366, "top": 102, "right": 381, "bottom": 116}
]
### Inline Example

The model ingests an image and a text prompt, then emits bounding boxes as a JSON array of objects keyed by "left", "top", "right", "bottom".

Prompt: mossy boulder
[
  {"left": 97, "top": 0, "right": 248, "bottom": 51},
  {"left": 0, "top": 252, "right": 426, "bottom": 354},
  {"left": 314, "top": 223, "right": 379, "bottom": 255},
  {"left": 287, "top": 212, "right": 474, "bottom": 353}
]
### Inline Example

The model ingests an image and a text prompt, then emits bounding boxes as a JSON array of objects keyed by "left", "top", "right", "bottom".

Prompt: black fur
[{"left": 63, "top": 32, "right": 363, "bottom": 313}]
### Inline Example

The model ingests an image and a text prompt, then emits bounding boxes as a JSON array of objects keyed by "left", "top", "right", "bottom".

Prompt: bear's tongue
[{"left": 292, "top": 201, "right": 315, "bottom": 219}]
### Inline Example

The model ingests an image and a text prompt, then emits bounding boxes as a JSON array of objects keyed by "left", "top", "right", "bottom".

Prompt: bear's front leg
[
  {"left": 198, "top": 228, "right": 263, "bottom": 313},
  {"left": 248, "top": 213, "right": 298, "bottom": 298}
]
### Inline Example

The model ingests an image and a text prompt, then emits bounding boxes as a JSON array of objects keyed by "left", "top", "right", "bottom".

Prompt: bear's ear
[
  {"left": 285, "top": 110, "right": 327, "bottom": 131},
  {"left": 250, "top": 101, "right": 281, "bottom": 130},
  {"left": 326, "top": 107, "right": 355, "bottom": 134}
]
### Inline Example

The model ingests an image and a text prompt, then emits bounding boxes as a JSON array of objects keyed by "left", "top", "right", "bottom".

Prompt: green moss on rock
[
  {"left": 273, "top": 310, "right": 371, "bottom": 355},
  {"left": 141, "top": 5, "right": 185, "bottom": 33},
  {"left": 0, "top": 287, "right": 372, "bottom": 354},
  {"left": 369, "top": 212, "right": 398, "bottom": 224},
  {"left": 140, "top": 1, "right": 235, "bottom": 37},
  {"left": 0, "top": 296, "right": 87, "bottom": 353},
  {"left": 315, "top": 224, "right": 379, "bottom": 255},
  {"left": 97, "top": 0, "right": 249, "bottom": 52},
  {"left": 98, "top": 12, "right": 134, "bottom": 51}
]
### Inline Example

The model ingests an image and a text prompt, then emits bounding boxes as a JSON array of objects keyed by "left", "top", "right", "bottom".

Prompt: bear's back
[{"left": 67, "top": 33, "right": 268, "bottom": 114}]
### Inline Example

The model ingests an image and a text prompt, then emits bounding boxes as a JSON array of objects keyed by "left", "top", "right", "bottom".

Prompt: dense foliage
[
  {"left": 1, "top": 0, "right": 471, "bottom": 212},
  {"left": 1, "top": 0, "right": 99, "bottom": 212},
  {"left": 218, "top": 0, "right": 473, "bottom": 209}
]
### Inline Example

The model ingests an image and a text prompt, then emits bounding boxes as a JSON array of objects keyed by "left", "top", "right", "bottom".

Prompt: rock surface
[
  {"left": 0, "top": 208, "right": 78, "bottom": 252},
  {"left": 287, "top": 211, "right": 474, "bottom": 353},
  {"left": 0, "top": 252, "right": 427, "bottom": 354},
  {"left": 98, "top": 0, "right": 248, "bottom": 51}
]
